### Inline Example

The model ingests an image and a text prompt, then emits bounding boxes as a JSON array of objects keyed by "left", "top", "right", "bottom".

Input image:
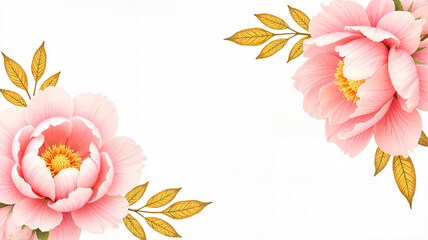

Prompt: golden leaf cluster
[
  {"left": 0, "top": 42, "right": 60, "bottom": 107},
  {"left": 225, "top": 6, "right": 311, "bottom": 62},
  {"left": 124, "top": 182, "right": 211, "bottom": 240},
  {"left": 373, "top": 131, "right": 428, "bottom": 208}
]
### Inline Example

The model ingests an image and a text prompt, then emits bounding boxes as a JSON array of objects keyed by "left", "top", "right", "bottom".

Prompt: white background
[{"left": 2, "top": 0, "right": 428, "bottom": 239}]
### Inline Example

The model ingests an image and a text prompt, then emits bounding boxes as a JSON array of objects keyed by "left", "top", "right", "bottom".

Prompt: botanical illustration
[
  {"left": 0, "top": 43, "right": 210, "bottom": 239},
  {"left": 227, "top": 0, "right": 428, "bottom": 208}
]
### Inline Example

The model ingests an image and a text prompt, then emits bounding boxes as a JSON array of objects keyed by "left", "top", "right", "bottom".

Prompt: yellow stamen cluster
[
  {"left": 41, "top": 145, "right": 82, "bottom": 177},
  {"left": 334, "top": 60, "right": 365, "bottom": 103}
]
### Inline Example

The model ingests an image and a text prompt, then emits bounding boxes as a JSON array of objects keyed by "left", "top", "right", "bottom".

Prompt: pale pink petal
[
  {"left": 88, "top": 153, "right": 114, "bottom": 203},
  {"left": 309, "top": 0, "right": 370, "bottom": 38},
  {"left": 401, "top": 0, "right": 428, "bottom": 11},
  {"left": 344, "top": 26, "right": 399, "bottom": 48},
  {"left": 0, "top": 108, "right": 27, "bottom": 159},
  {"left": 417, "top": 65, "right": 428, "bottom": 110},
  {"left": 352, "top": 64, "right": 395, "bottom": 117},
  {"left": 13, "top": 198, "right": 63, "bottom": 232},
  {"left": 5, "top": 216, "right": 34, "bottom": 240},
  {"left": 0, "top": 157, "right": 24, "bottom": 204},
  {"left": 31, "top": 117, "right": 72, "bottom": 147},
  {"left": 411, "top": 39, "right": 428, "bottom": 64},
  {"left": 71, "top": 195, "right": 129, "bottom": 234},
  {"left": 377, "top": 11, "right": 425, "bottom": 54},
  {"left": 21, "top": 153, "right": 55, "bottom": 200},
  {"left": 49, "top": 213, "right": 81, "bottom": 240},
  {"left": 0, "top": 206, "right": 12, "bottom": 225},
  {"left": 413, "top": 6, "right": 428, "bottom": 35},
  {"left": 374, "top": 98, "right": 422, "bottom": 157},
  {"left": 77, "top": 143, "right": 101, "bottom": 189},
  {"left": 366, "top": 0, "right": 395, "bottom": 26},
  {"left": 54, "top": 168, "right": 79, "bottom": 200},
  {"left": 319, "top": 83, "right": 357, "bottom": 124},
  {"left": 12, "top": 126, "right": 34, "bottom": 165},
  {"left": 48, "top": 188, "right": 93, "bottom": 212},
  {"left": 67, "top": 117, "right": 102, "bottom": 157},
  {"left": 26, "top": 87, "right": 73, "bottom": 128},
  {"left": 100, "top": 137, "right": 146, "bottom": 195},
  {"left": 388, "top": 47, "right": 419, "bottom": 112},
  {"left": 292, "top": 55, "right": 340, "bottom": 118},
  {"left": 303, "top": 34, "right": 360, "bottom": 58},
  {"left": 73, "top": 93, "right": 118, "bottom": 141},
  {"left": 11, "top": 165, "right": 42, "bottom": 199},
  {"left": 335, "top": 38, "right": 388, "bottom": 80},
  {"left": 326, "top": 120, "right": 374, "bottom": 157},
  {"left": 24, "top": 135, "right": 44, "bottom": 156}
]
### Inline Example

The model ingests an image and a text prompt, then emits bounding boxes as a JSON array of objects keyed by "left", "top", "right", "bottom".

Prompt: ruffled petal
[
  {"left": 0, "top": 108, "right": 27, "bottom": 160},
  {"left": 11, "top": 165, "right": 42, "bottom": 199},
  {"left": 12, "top": 126, "right": 34, "bottom": 165},
  {"left": 54, "top": 168, "right": 79, "bottom": 200},
  {"left": 100, "top": 137, "right": 146, "bottom": 196},
  {"left": 48, "top": 188, "right": 93, "bottom": 212},
  {"left": 88, "top": 153, "right": 114, "bottom": 203},
  {"left": 418, "top": 65, "right": 428, "bottom": 110},
  {"left": 67, "top": 117, "right": 102, "bottom": 157},
  {"left": 12, "top": 198, "right": 63, "bottom": 232},
  {"left": 31, "top": 117, "right": 72, "bottom": 147},
  {"left": 77, "top": 143, "right": 100, "bottom": 189},
  {"left": 303, "top": 33, "right": 360, "bottom": 58},
  {"left": 374, "top": 98, "right": 422, "bottom": 157},
  {"left": 71, "top": 195, "right": 128, "bottom": 234},
  {"left": 319, "top": 82, "right": 357, "bottom": 124},
  {"left": 413, "top": 6, "right": 428, "bottom": 35},
  {"left": 344, "top": 26, "right": 399, "bottom": 48},
  {"left": 388, "top": 47, "right": 419, "bottom": 112},
  {"left": 49, "top": 213, "right": 81, "bottom": 240},
  {"left": 335, "top": 37, "right": 388, "bottom": 80},
  {"left": 366, "top": 0, "right": 395, "bottom": 26},
  {"left": 0, "top": 157, "right": 24, "bottom": 204}
]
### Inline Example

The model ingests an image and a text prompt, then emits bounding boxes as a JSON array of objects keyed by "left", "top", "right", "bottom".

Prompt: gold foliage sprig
[
  {"left": 225, "top": 5, "right": 311, "bottom": 62},
  {"left": 0, "top": 42, "right": 60, "bottom": 107},
  {"left": 124, "top": 182, "right": 211, "bottom": 239}
]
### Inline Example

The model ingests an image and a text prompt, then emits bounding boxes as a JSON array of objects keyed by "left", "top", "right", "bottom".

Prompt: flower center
[
  {"left": 334, "top": 60, "right": 365, "bottom": 103},
  {"left": 41, "top": 145, "right": 82, "bottom": 177}
]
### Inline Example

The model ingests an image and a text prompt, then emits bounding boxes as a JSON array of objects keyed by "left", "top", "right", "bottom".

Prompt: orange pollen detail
[
  {"left": 41, "top": 145, "right": 82, "bottom": 177},
  {"left": 334, "top": 60, "right": 365, "bottom": 103}
]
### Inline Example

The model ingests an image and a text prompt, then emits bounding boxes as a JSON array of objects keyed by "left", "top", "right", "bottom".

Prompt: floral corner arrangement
[
  {"left": 0, "top": 43, "right": 210, "bottom": 240},
  {"left": 226, "top": 0, "right": 428, "bottom": 208}
]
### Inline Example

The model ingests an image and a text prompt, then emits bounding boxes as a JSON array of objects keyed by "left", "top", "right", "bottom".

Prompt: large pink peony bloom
[
  {"left": 0, "top": 87, "right": 146, "bottom": 239},
  {"left": 293, "top": 0, "right": 428, "bottom": 157}
]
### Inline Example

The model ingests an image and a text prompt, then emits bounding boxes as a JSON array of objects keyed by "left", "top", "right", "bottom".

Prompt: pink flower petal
[
  {"left": 88, "top": 153, "right": 114, "bottom": 203},
  {"left": 73, "top": 93, "right": 118, "bottom": 141},
  {"left": 67, "top": 117, "right": 102, "bottom": 157},
  {"left": 374, "top": 98, "right": 422, "bottom": 157},
  {"left": 12, "top": 126, "right": 34, "bottom": 165},
  {"left": 418, "top": 65, "right": 428, "bottom": 110},
  {"left": 388, "top": 47, "right": 419, "bottom": 112},
  {"left": 344, "top": 26, "right": 399, "bottom": 48},
  {"left": 26, "top": 87, "right": 73, "bottom": 128},
  {"left": 77, "top": 143, "right": 101, "bottom": 189},
  {"left": 401, "top": 0, "right": 428, "bottom": 12},
  {"left": 303, "top": 33, "right": 360, "bottom": 58},
  {"left": 48, "top": 188, "right": 93, "bottom": 212},
  {"left": 13, "top": 198, "right": 63, "bottom": 232},
  {"left": 49, "top": 213, "right": 81, "bottom": 240},
  {"left": 11, "top": 165, "right": 42, "bottom": 199},
  {"left": 24, "top": 134, "right": 44, "bottom": 157},
  {"left": 325, "top": 119, "right": 374, "bottom": 157},
  {"left": 0, "top": 206, "right": 12, "bottom": 225},
  {"left": 100, "top": 137, "right": 146, "bottom": 196},
  {"left": 413, "top": 6, "right": 428, "bottom": 35},
  {"left": 21, "top": 153, "right": 55, "bottom": 200},
  {"left": 352, "top": 64, "right": 395, "bottom": 117},
  {"left": 377, "top": 11, "right": 425, "bottom": 54},
  {"left": 54, "top": 168, "right": 80, "bottom": 200},
  {"left": 31, "top": 117, "right": 72, "bottom": 147},
  {"left": 335, "top": 38, "right": 388, "bottom": 80},
  {"left": 309, "top": 0, "right": 370, "bottom": 38},
  {"left": 411, "top": 39, "right": 428, "bottom": 64},
  {"left": 71, "top": 195, "right": 129, "bottom": 234},
  {"left": 319, "top": 82, "right": 357, "bottom": 124},
  {"left": 0, "top": 108, "right": 27, "bottom": 160},
  {"left": 366, "top": 0, "right": 395, "bottom": 26},
  {"left": 0, "top": 157, "right": 24, "bottom": 204}
]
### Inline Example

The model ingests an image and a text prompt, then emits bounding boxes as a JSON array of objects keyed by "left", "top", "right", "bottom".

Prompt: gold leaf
[
  {"left": 145, "top": 188, "right": 181, "bottom": 208},
  {"left": 225, "top": 28, "right": 275, "bottom": 46},
  {"left": 31, "top": 41, "right": 46, "bottom": 82},
  {"left": 256, "top": 38, "right": 288, "bottom": 59},
  {"left": 123, "top": 214, "right": 146, "bottom": 240},
  {"left": 393, "top": 155, "right": 416, "bottom": 208},
  {"left": 254, "top": 14, "right": 289, "bottom": 30},
  {"left": 418, "top": 131, "right": 428, "bottom": 146},
  {"left": 39, "top": 72, "right": 60, "bottom": 91},
  {"left": 162, "top": 201, "right": 212, "bottom": 219},
  {"left": 287, "top": 36, "right": 309, "bottom": 63},
  {"left": 0, "top": 89, "right": 27, "bottom": 107},
  {"left": 288, "top": 5, "right": 310, "bottom": 31},
  {"left": 2, "top": 53, "right": 28, "bottom": 91},
  {"left": 374, "top": 148, "right": 390, "bottom": 176},
  {"left": 125, "top": 182, "right": 149, "bottom": 206},
  {"left": 145, "top": 217, "right": 181, "bottom": 238}
]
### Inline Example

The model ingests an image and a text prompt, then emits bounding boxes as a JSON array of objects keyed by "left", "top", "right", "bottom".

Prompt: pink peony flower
[
  {"left": 0, "top": 206, "right": 37, "bottom": 240},
  {"left": 293, "top": 0, "right": 428, "bottom": 157},
  {"left": 0, "top": 87, "right": 146, "bottom": 239}
]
